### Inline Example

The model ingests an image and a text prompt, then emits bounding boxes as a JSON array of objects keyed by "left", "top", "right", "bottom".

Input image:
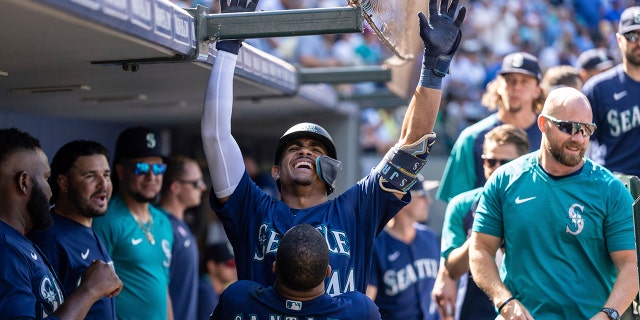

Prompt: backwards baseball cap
[
  {"left": 619, "top": 6, "right": 640, "bottom": 35},
  {"left": 498, "top": 52, "right": 542, "bottom": 81},
  {"left": 114, "top": 126, "right": 166, "bottom": 164},
  {"left": 576, "top": 48, "right": 615, "bottom": 72}
]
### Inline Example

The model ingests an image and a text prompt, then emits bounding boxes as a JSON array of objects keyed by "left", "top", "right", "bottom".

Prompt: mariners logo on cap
[
  {"left": 286, "top": 299, "right": 302, "bottom": 310},
  {"left": 635, "top": 12, "right": 640, "bottom": 24},
  {"left": 511, "top": 54, "right": 524, "bottom": 68}
]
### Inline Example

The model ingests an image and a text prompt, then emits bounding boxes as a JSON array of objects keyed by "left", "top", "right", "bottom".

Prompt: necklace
[{"left": 132, "top": 214, "right": 155, "bottom": 245}]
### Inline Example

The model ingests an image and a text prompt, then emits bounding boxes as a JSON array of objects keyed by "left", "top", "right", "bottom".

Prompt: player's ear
[
  {"left": 272, "top": 261, "right": 277, "bottom": 274},
  {"left": 17, "top": 171, "right": 30, "bottom": 195},
  {"left": 271, "top": 165, "right": 280, "bottom": 181},
  {"left": 325, "top": 265, "right": 331, "bottom": 278},
  {"left": 57, "top": 174, "right": 68, "bottom": 194}
]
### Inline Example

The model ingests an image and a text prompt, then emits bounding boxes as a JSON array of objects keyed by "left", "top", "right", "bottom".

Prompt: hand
[
  {"left": 418, "top": 0, "right": 466, "bottom": 76},
  {"left": 499, "top": 299, "right": 535, "bottom": 320},
  {"left": 220, "top": 0, "right": 259, "bottom": 13},
  {"left": 432, "top": 268, "right": 457, "bottom": 319},
  {"left": 80, "top": 260, "right": 123, "bottom": 300},
  {"left": 216, "top": 0, "right": 260, "bottom": 53}
]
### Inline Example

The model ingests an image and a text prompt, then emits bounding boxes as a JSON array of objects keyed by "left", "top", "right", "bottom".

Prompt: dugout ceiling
[{"left": 0, "top": 0, "right": 369, "bottom": 126}]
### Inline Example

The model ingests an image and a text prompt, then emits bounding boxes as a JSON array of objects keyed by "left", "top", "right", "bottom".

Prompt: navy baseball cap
[
  {"left": 619, "top": 6, "right": 640, "bottom": 35},
  {"left": 114, "top": 126, "right": 166, "bottom": 164},
  {"left": 409, "top": 174, "right": 439, "bottom": 195},
  {"left": 204, "top": 243, "right": 235, "bottom": 265},
  {"left": 576, "top": 48, "right": 615, "bottom": 71},
  {"left": 498, "top": 52, "right": 542, "bottom": 81}
]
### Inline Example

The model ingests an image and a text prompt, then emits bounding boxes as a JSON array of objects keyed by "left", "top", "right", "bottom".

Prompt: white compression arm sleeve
[{"left": 201, "top": 50, "right": 245, "bottom": 198}]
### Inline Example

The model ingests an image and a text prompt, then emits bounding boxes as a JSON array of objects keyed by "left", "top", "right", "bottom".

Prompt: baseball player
[
  {"left": 582, "top": 6, "right": 640, "bottom": 177},
  {"left": 366, "top": 175, "right": 441, "bottom": 319},
  {"left": 29, "top": 140, "right": 116, "bottom": 319},
  {"left": 201, "top": 0, "right": 466, "bottom": 295},
  {"left": 469, "top": 88, "right": 637, "bottom": 319},
  {"left": 211, "top": 224, "right": 380, "bottom": 319}
]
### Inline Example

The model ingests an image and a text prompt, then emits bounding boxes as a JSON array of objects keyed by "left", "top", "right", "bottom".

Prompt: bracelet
[{"left": 497, "top": 296, "right": 516, "bottom": 313}]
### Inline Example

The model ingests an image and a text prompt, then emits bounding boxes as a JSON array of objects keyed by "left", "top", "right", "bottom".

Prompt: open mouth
[{"left": 293, "top": 160, "right": 314, "bottom": 170}]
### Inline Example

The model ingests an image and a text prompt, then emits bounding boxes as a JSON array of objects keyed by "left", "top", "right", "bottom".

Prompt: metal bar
[
  {"left": 204, "top": 6, "right": 363, "bottom": 40},
  {"left": 298, "top": 65, "right": 390, "bottom": 84}
]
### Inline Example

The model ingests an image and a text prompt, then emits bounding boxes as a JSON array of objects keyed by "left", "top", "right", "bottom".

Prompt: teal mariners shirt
[
  {"left": 473, "top": 152, "right": 634, "bottom": 319},
  {"left": 93, "top": 195, "right": 174, "bottom": 320}
]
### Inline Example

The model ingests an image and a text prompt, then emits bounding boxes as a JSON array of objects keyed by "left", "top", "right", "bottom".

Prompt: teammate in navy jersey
[
  {"left": 29, "top": 140, "right": 117, "bottom": 319},
  {"left": 0, "top": 128, "right": 122, "bottom": 319},
  {"left": 367, "top": 175, "right": 440, "bottom": 320},
  {"left": 433, "top": 125, "right": 529, "bottom": 320},
  {"left": 469, "top": 88, "right": 637, "bottom": 319},
  {"left": 159, "top": 154, "right": 208, "bottom": 320},
  {"left": 582, "top": 6, "right": 640, "bottom": 177},
  {"left": 202, "top": 0, "right": 466, "bottom": 296},
  {"left": 211, "top": 224, "right": 380, "bottom": 319}
]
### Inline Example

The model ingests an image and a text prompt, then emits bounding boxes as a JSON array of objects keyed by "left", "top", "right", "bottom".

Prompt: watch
[{"left": 601, "top": 307, "right": 620, "bottom": 320}]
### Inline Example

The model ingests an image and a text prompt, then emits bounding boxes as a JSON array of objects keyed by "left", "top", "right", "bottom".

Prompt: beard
[
  {"left": 624, "top": 48, "right": 640, "bottom": 67},
  {"left": 547, "top": 139, "right": 585, "bottom": 167},
  {"left": 131, "top": 191, "right": 156, "bottom": 203},
  {"left": 67, "top": 185, "right": 109, "bottom": 218},
  {"left": 27, "top": 183, "right": 53, "bottom": 232}
]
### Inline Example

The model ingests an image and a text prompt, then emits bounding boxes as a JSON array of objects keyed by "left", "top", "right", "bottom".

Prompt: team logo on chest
[{"left": 565, "top": 203, "right": 585, "bottom": 235}]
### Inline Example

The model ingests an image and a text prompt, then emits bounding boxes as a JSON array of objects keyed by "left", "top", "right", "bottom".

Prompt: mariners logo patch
[
  {"left": 286, "top": 299, "right": 302, "bottom": 311},
  {"left": 511, "top": 53, "right": 524, "bottom": 67},
  {"left": 565, "top": 203, "right": 585, "bottom": 235}
]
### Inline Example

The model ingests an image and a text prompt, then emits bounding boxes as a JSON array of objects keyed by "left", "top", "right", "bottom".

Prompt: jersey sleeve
[
  {"left": 472, "top": 173, "right": 504, "bottom": 238},
  {"left": 441, "top": 190, "right": 476, "bottom": 258},
  {"left": 437, "top": 128, "right": 479, "bottom": 202},
  {"left": 604, "top": 177, "right": 635, "bottom": 252},
  {"left": 0, "top": 247, "right": 38, "bottom": 318}
]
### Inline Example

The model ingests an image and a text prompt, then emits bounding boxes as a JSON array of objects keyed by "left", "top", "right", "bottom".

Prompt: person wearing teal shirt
[
  {"left": 469, "top": 88, "right": 637, "bottom": 319},
  {"left": 436, "top": 52, "right": 545, "bottom": 203},
  {"left": 94, "top": 127, "right": 174, "bottom": 320}
]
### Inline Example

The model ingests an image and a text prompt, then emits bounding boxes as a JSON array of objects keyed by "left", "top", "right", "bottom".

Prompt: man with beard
[
  {"left": 582, "top": 6, "right": 640, "bottom": 177},
  {"left": 469, "top": 88, "right": 637, "bottom": 319},
  {"left": 93, "top": 126, "right": 174, "bottom": 320},
  {"left": 29, "top": 140, "right": 117, "bottom": 319},
  {"left": 437, "top": 52, "right": 546, "bottom": 203},
  {"left": 0, "top": 128, "right": 122, "bottom": 319}
]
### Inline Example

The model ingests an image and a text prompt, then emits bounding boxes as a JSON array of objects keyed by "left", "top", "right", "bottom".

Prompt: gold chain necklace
[{"left": 132, "top": 214, "right": 155, "bottom": 245}]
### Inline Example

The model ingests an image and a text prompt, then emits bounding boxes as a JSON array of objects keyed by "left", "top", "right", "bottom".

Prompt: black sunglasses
[
  {"left": 133, "top": 162, "right": 167, "bottom": 176},
  {"left": 481, "top": 155, "right": 512, "bottom": 167},
  {"left": 623, "top": 31, "right": 639, "bottom": 42},
  {"left": 541, "top": 114, "right": 597, "bottom": 137},
  {"left": 179, "top": 178, "right": 206, "bottom": 189}
]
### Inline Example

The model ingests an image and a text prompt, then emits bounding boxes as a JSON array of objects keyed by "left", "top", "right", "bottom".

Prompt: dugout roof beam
[{"left": 298, "top": 66, "right": 391, "bottom": 84}]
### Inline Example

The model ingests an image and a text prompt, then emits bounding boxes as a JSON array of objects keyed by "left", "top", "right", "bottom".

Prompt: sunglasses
[
  {"left": 541, "top": 114, "right": 597, "bottom": 137},
  {"left": 133, "top": 162, "right": 167, "bottom": 176},
  {"left": 179, "top": 178, "right": 206, "bottom": 189},
  {"left": 481, "top": 155, "right": 512, "bottom": 167},
  {"left": 623, "top": 31, "right": 639, "bottom": 42}
]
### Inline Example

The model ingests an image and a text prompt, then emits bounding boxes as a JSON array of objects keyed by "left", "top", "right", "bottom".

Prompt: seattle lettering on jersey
[
  {"left": 382, "top": 258, "right": 438, "bottom": 296},
  {"left": 606, "top": 105, "right": 640, "bottom": 137},
  {"left": 253, "top": 223, "right": 354, "bottom": 295},
  {"left": 230, "top": 315, "right": 325, "bottom": 320}
]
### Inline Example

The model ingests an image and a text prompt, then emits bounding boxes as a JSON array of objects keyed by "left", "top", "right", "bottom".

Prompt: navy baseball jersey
[
  {"left": 28, "top": 211, "right": 115, "bottom": 319},
  {"left": 368, "top": 223, "right": 440, "bottom": 319},
  {"left": 165, "top": 213, "right": 199, "bottom": 320},
  {"left": 0, "top": 220, "right": 65, "bottom": 319},
  {"left": 582, "top": 64, "right": 640, "bottom": 176},
  {"left": 210, "top": 170, "right": 407, "bottom": 295},
  {"left": 210, "top": 280, "right": 381, "bottom": 319}
]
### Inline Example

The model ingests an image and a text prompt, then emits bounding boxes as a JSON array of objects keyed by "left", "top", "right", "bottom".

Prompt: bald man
[{"left": 469, "top": 88, "right": 637, "bottom": 319}]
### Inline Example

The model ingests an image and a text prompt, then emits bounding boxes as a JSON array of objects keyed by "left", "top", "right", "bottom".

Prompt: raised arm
[
  {"left": 201, "top": 0, "right": 259, "bottom": 204},
  {"left": 375, "top": 0, "right": 465, "bottom": 197}
]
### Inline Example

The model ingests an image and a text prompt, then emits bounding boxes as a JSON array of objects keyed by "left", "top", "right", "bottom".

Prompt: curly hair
[{"left": 276, "top": 224, "right": 329, "bottom": 291}]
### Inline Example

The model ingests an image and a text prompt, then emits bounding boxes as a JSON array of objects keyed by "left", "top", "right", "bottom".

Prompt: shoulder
[
  {"left": 455, "top": 115, "right": 499, "bottom": 143},
  {"left": 582, "top": 64, "right": 623, "bottom": 93}
]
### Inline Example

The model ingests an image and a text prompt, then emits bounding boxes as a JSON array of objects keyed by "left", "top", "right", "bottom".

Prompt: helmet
[{"left": 274, "top": 123, "right": 337, "bottom": 164}]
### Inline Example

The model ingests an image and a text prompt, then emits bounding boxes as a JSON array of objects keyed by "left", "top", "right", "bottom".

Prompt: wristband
[
  {"left": 216, "top": 40, "right": 242, "bottom": 55},
  {"left": 497, "top": 296, "right": 516, "bottom": 313},
  {"left": 418, "top": 65, "right": 443, "bottom": 89}
]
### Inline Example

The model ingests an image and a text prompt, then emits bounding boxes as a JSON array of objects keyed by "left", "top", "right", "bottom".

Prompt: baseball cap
[
  {"left": 114, "top": 126, "right": 166, "bottom": 164},
  {"left": 204, "top": 243, "right": 235, "bottom": 267},
  {"left": 409, "top": 174, "right": 439, "bottom": 196},
  {"left": 576, "top": 48, "right": 615, "bottom": 72},
  {"left": 619, "top": 6, "right": 640, "bottom": 35},
  {"left": 498, "top": 52, "right": 542, "bottom": 81}
]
